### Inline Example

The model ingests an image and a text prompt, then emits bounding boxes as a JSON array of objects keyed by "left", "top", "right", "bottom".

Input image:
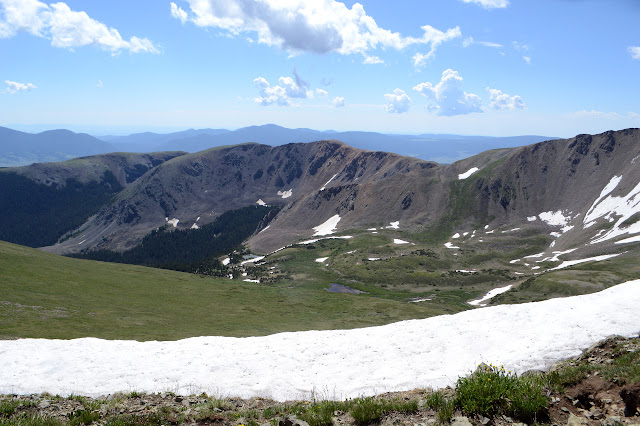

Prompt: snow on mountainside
[{"left": 1, "top": 280, "right": 638, "bottom": 400}]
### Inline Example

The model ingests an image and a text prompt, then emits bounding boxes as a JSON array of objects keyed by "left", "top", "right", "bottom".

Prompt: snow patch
[
  {"left": 256, "top": 199, "right": 267, "bottom": 206},
  {"left": 78, "top": 239, "right": 86, "bottom": 245},
  {"left": 222, "top": 258, "right": 230, "bottom": 266},
  {"left": 548, "top": 253, "right": 622, "bottom": 271},
  {"left": 583, "top": 178, "right": 640, "bottom": 244},
  {"left": 452, "top": 233, "right": 461, "bottom": 239},
  {"left": 386, "top": 221, "right": 400, "bottom": 229},
  {"left": 409, "top": 298, "right": 433, "bottom": 303},
  {"left": 243, "top": 279, "right": 260, "bottom": 283},
  {"left": 277, "top": 189, "right": 293, "bottom": 199},
  {"left": 320, "top": 174, "right": 338, "bottom": 191},
  {"left": 502, "top": 228, "right": 520, "bottom": 233},
  {"left": 468, "top": 285, "right": 513, "bottom": 307},
  {"left": 393, "top": 239, "right": 410, "bottom": 245},
  {"left": 166, "top": 218, "right": 179, "bottom": 228},
  {"left": 615, "top": 235, "right": 640, "bottom": 244},
  {"left": 539, "top": 210, "right": 571, "bottom": 227},
  {"left": 527, "top": 216, "right": 537, "bottom": 222},
  {"left": 313, "top": 215, "right": 341, "bottom": 236},
  {"left": 444, "top": 242, "right": 460, "bottom": 249},
  {"left": 456, "top": 270, "right": 477, "bottom": 274},
  {"left": 191, "top": 223, "right": 199, "bottom": 230},
  {"left": 315, "top": 257, "right": 329, "bottom": 263},
  {"left": 240, "top": 256, "right": 265, "bottom": 266},
  {"left": 367, "top": 258, "right": 380, "bottom": 261},
  {"left": 458, "top": 167, "right": 479, "bottom": 180}
]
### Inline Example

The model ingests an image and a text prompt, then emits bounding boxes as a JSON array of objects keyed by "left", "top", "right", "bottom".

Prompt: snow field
[
  {"left": 1, "top": 281, "right": 638, "bottom": 401},
  {"left": 458, "top": 167, "right": 479, "bottom": 180},
  {"left": 313, "top": 215, "right": 341, "bottom": 236}
]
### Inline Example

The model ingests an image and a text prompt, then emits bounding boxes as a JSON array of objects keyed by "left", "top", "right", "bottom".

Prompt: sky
[{"left": 0, "top": 0, "right": 639, "bottom": 137}]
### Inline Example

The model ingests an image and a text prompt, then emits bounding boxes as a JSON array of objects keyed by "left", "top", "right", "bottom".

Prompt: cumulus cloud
[
  {"left": 384, "top": 89, "right": 411, "bottom": 114},
  {"left": 254, "top": 72, "right": 339, "bottom": 107},
  {"left": 460, "top": 0, "right": 509, "bottom": 8},
  {"left": 333, "top": 96, "right": 345, "bottom": 107},
  {"left": 170, "top": 2, "right": 188, "bottom": 24},
  {"left": 5, "top": 80, "right": 36, "bottom": 94},
  {"left": 629, "top": 46, "right": 640, "bottom": 60},
  {"left": 172, "top": 0, "right": 460, "bottom": 67},
  {"left": 487, "top": 88, "right": 525, "bottom": 110},
  {"left": 0, "top": 0, "right": 158, "bottom": 53},
  {"left": 413, "top": 69, "right": 483, "bottom": 116}
]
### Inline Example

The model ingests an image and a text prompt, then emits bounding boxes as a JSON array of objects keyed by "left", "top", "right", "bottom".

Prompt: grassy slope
[{"left": 0, "top": 241, "right": 444, "bottom": 341}]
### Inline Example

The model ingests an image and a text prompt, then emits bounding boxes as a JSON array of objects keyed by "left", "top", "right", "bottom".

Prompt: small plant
[
  {"left": 68, "top": 409, "right": 101, "bottom": 426},
  {"left": 298, "top": 400, "right": 343, "bottom": 426},
  {"left": 0, "top": 413, "right": 65, "bottom": 426},
  {"left": 425, "top": 391, "right": 454, "bottom": 424},
  {"left": 455, "top": 363, "right": 547, "bottom": 423},
  {"left": 0, "top": 401, "right": 20, "bottom": 417},
  {"left": 348, "top": 398, "right": 385, "bottom": 425}
]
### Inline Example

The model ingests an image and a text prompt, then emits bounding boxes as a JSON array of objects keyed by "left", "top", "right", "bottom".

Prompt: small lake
[{"left": 325, "top": 283, "right": 365, "bottom": 294}]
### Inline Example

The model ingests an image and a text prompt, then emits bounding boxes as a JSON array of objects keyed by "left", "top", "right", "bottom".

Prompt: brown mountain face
[
  {"left": 11, "top": 151, "right": 187, "bottom": 188},
  {"left": 42, "top": 129, "right": 640, "bottom": 256}
]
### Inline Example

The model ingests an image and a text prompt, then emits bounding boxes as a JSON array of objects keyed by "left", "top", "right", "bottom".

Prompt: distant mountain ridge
[
  {"left": 96, "top": 123, "right": 554, "bottom": 164},
  {"left": 0, "top": 127, "right": 117, "bottom": 167}
]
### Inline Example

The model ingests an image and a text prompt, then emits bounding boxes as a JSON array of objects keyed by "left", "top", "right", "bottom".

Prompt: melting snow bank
[
  {"left": 468, "top": 285, "right": 513, "bottom": 307},
  {"left": 1, "top": 280, "right": 639, "bottom": 400}
]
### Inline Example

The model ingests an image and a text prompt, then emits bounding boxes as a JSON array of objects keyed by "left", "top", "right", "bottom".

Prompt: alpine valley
[{"left": 1, "top": 126, "right": 639, "bottom": 342}]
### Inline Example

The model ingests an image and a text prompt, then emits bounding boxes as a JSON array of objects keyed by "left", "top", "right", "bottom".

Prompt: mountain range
[
  {"left": 1, "top": 128, "right": 638, "bottom": 271},
  {"left": 0, "top": 124, "right": 553, "bottom": 167}
]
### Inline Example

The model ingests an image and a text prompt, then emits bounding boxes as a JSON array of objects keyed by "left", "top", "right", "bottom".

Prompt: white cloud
[
  {"left": 173, "top": 0, "right": 460, "bottom": 67},
  {"left": 253, "top": 77, "right": 290, "bottom": 106},
  {"left": 5, "top": 80, "right": 36, "bottom": 94},
  {"left": 411, "top": 25, "right": 461, "bottom": 68},
  {"left": 333, "top": 96, "right": 345, "bottom": 107},
  {"left": 254, "top": 72, "right": 339, "bottom": 107},
  {"left": 512, "top": 41, "right": 529, "bottom": 51},
  {"left": 463, "top": 36, "right": 502, "bottom": 48},
  {"left": 460, "top": 0, "right": 509, "bottom": 8},
  {"left": 629, "top": 46, "right": 640, "bottom": 60},
  {"left": 0, "top": 0, "right": 158, "bottom": 54},
  {"left": 487, "top": 88, "right": 525, "bottom": 110},
  {"left": 170, "top": 2, "right": 188, "bottom": 24},
  {"left": 413, "top": 69, "right": 483, "bottom": 116},
  {"left": 384, "top": 89, "right": 411, "bottom": 114},
  {"left": 363, "top": 55, "right": 383, "bottom": 64},
  {"left": 523, "top": 56, "right": 531, "bottom": 64},
  {"left": 96, "top": 80, "right": 103, "bottom": 88}
]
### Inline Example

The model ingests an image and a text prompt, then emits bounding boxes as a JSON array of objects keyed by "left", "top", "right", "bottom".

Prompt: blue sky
[{"left": 0, "top": 0, "right": 639, "bottom": 137}]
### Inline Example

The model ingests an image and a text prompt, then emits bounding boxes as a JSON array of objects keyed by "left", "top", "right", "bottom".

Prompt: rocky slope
[{"left": 39, "top": 128, "right": 640, "bottom": 257}]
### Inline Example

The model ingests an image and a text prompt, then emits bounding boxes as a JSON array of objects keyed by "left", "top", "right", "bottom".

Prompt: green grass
[
  {"left": 0, "top": 241, "right": 446, "bottom": 340},
  {"left": 455, "top": 364, "right": 547, "bottom": 423}
]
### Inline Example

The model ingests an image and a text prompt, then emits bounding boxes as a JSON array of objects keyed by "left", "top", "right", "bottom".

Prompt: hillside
[
  {"left": 0, "top": 152, "right": 186, "bottom": 247},
  {"left": 0, "top": 127, "right": 117, "bottom": 167},
  {"left": 41, "top": 129, "right": 640, "bottom": 272}
]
